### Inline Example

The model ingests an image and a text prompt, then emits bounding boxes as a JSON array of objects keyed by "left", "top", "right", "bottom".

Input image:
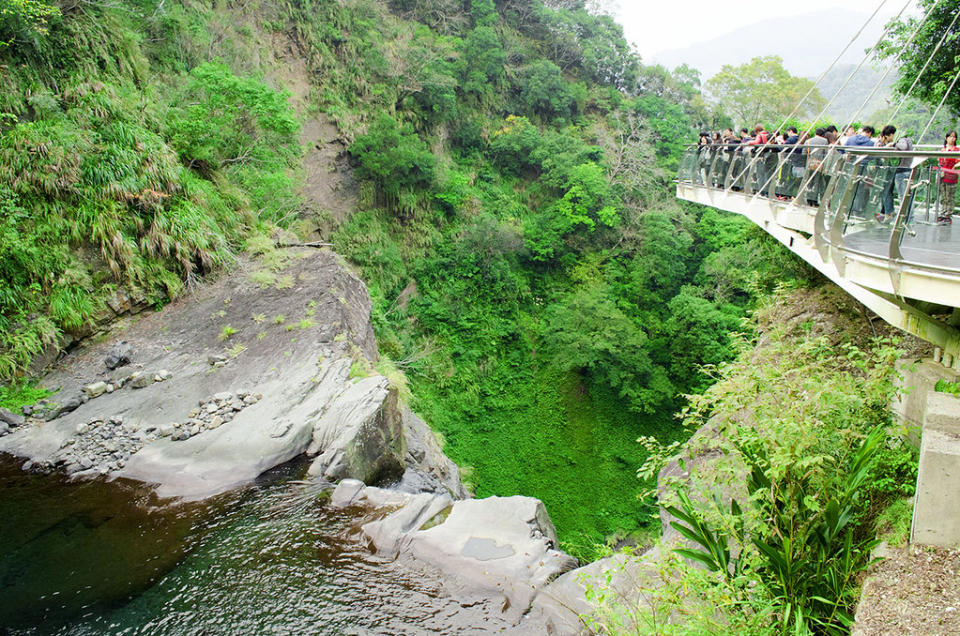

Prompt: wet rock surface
[
  {"left": 0, "top": 251, "right": 464, "bottom": 505},
  {"left": 329, "top": 479, "right": 577, "bottom": 627}
]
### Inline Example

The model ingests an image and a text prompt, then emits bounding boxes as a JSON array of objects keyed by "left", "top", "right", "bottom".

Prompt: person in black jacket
[{"left": 777, "top": 126, "right": 803, "bottom": 199}]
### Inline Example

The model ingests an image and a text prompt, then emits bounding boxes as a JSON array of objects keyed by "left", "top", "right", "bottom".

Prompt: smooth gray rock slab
[
  {"left": 356, "top": 489, "right": 576, "bottom": 624},
  {"left": 528, "top": 550, "right": 664, "bottom": 635},
  {"left": 330, "top": 478, "right": 366, "bottom": 507},
  {"left": 402, "top": 408, "right": 468, "bottom": 499},
  {"left": 0, "top": 408, "right": 25, "bottom": 428},
  {"left": 121, "top": 398, "right": 314, "bottom": 499},
  {"left": 307, "top": 374, "right": 405, "bottom": 485}
]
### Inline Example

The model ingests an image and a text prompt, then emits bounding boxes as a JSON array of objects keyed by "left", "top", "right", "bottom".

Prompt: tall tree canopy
[
  {"left": 705, "top": 55, "right": 826, "bottom": 127},
  {"left": 878, "top": 0, "right": 960, "bottom": 118}
]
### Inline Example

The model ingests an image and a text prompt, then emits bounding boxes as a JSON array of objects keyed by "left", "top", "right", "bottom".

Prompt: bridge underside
[{"left": 677, "top": 182, "right": 960, "bottom": 369}]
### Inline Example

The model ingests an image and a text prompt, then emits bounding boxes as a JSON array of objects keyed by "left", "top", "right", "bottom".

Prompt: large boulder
[
  {"left": 335, "top": 480, "right": 577, "bottom": 624},
  {"left": 401, "top": 408, "right": 469, "bottom": 498},
  {"left": 306, "top": 373, "right": 406, "bottom": 485},
  {"left": 528, "top": 550, "right": 665, "bottom": 635}
]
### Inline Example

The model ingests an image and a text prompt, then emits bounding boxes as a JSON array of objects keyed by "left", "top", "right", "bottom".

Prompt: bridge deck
[
  {"left": 676, "top": 144, "right": 960, "bottom": 365},
  {"left": 846, "top": 224, "right": 960, "bottom": 270}
]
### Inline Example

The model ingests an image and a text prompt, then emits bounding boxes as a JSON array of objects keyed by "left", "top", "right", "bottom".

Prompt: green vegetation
[
  {"left": 610, "top": 298, "right": 916, "bottom": 635},
  {"left": 706, "top": 55, "right": 826, "bottom": 126},
  {"left": 0, "top": 379, "right": 50, "bottom": 410},
  {"left": 0, "top": 0, "right": 808, "bottom": 558},
  {"left": 0, "top": 0, "right": 59, "bottom": 45},
  {"left": 0, "top": 0, "right": 301, "bottom": 381},
  {"left": 879, "top": 0, "right": 960, "bottom": 118},
  {"left": 309, "top": 0, "right": 812, "bottom": 556},
  {"left": 935, "top": 378, "right": 960, "bottom": 396}
]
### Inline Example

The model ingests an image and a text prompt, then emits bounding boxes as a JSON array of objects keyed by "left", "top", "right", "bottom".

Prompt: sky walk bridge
[{"left": 676, "top": 144, "right": 960, "bottom": 369}]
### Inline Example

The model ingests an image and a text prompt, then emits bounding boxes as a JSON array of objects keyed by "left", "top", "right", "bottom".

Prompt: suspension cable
[
  {"left": 751, "top": 0, "right": 944, "bottom": 202},
  {"left": 889, "top": 6, "right": 960, "bottom": 122},
  {"left": 725, "top": 0, "right": 914, "bottom": 193},
  {"left": 918, "top": 63, "right": 960, "bottom": 141}
]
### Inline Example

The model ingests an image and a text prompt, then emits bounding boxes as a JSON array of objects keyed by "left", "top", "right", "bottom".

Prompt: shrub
[{"left": 349, "top": 114, "right": 435, "bottom": 213}]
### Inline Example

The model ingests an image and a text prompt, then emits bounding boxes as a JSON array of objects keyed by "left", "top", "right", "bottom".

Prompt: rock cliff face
[
  {"left": 0, "top": 247, "right": 575, "bottom": 630},
  {"left": 0, "top": 250, "right": 455, "bottom": 500}
]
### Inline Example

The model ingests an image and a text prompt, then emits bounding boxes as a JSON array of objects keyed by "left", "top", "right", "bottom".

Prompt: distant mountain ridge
[
  {"left": 651, "top": 9, "right": 898, "bottom": 124},
  {"left": 652, "top": 8, "right": 891, "bottom": 80},
  {"left": 817, "top": 63, "right": 897, "bottom": 124}
]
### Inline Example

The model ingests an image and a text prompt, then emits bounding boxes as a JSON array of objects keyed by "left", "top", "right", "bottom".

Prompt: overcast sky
[{"left": 613, "top": 0, "right": 905, "bottom": 61}]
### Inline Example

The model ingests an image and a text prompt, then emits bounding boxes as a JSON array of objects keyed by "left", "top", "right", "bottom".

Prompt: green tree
[
  {"left": 542, "top": 283, "right": 673, "bottom": 414},
  {"left": 705, "top": 55, "right": 826, "bottom": 126},
  {"left": 878, "top": 0, "right": 960, "bottom": 117},
  {"left": 517, "top": 59, "right": 579, "bottom": 118},
  {"left": 0, "top": 0, "right": 59, "bottom": 46},
  {"left": 524, "top": 162, "right": 618, "bottom": 260},
  {"left": 458, "top": 25, "right": 506, "bottom": 97},
  {"left": 349, "top": 114, "right": 436, "bottom": 207}
]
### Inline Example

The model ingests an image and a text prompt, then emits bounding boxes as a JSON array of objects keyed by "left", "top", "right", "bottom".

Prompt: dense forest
[{"left": 0, "top": 0, "right": 815, "bottom": 558}]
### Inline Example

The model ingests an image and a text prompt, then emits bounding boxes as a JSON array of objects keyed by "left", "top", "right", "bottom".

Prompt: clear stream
[{"left": 0, "top": 455, "right": 515, "bottom": 635}]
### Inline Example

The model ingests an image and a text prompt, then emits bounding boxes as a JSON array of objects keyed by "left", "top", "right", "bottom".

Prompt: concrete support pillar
[{"left": 912, "top": 391, "right": 960, "bottom": 546}]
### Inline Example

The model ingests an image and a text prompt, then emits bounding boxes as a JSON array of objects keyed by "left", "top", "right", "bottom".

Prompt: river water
[{"left": 0, "top": 455, "right": 517, "bottom": 634}]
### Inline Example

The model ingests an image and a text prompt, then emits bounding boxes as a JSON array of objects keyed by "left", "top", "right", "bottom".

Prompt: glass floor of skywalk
[{"left": 844, "top": 219, "right": 960, "bottom": 270}]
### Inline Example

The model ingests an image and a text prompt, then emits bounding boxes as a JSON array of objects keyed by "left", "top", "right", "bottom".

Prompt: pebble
[
  {"left": 84, "top": 381, "right": 108, "bottom": 398},
  {"left": 45, "top": 388, "right": 260, "bottom": 475}
]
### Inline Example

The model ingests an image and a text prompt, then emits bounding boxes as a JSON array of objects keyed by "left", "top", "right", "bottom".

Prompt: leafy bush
[
  {"left": 349, "top": 114, "right": 435, "bottom": 212},
  {"left": 0, "top": 0, "right": 60, "bottom": 46},
  {"left": 165, "top": 62, "right": 300, "bottom": 175},
  {"left": 0, "top": 68, "right": 302, "bottom": 378},
  {"left": 517, "top": 59, "right": 578, "bottom": 118},
  {"left": 640, "top": 328, "right": 903, "bottom": 634},
  {"left": 458, "top": 25, "right": 505, "bottom": 97},
  {"left": 524, "top": 162, "right": 619, "bottom": 260}
]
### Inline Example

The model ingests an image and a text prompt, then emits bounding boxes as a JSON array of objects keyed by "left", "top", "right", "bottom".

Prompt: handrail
[
  {"left": 686, "top": 143, "right": 960, "bottom": 159},
  {"left": 676, "top": 144, "right": 960, "bottom": 363},
  {"left": 677, "top": 144, "right": 960, "bottom": 285}
]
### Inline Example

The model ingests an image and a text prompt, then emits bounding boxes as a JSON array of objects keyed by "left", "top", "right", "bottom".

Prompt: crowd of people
[{"left": 694, "top": 124, "right": 959, "bottom": 225}]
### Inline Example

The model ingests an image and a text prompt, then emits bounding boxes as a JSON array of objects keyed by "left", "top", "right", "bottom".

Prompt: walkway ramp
[{"left": 677, "top": 144, "right": 960, "bottom": 368}]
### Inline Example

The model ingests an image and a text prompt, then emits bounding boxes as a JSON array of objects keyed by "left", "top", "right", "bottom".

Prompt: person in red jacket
[
  {"left": 747, "top": 125, "right": 773, "bottom": 196},
  {"left": 938, "top": 130, "right": 958, "bottom": 225}
]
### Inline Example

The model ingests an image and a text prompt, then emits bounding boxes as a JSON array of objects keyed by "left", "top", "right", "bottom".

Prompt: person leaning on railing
[
  {"left": 938, "top": 131, "right": 958, "bottom": 225},
  {"left": 804, "top": 128, "right": 830, "bottom": 206},
  {"left": 874, "top": 125, "right": 898, "bottom": 222}
]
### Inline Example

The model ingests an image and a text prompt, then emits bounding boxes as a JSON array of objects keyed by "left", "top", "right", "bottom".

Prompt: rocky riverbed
[{"left": 0, "top": 250, "right": 605, "bottom": 632}]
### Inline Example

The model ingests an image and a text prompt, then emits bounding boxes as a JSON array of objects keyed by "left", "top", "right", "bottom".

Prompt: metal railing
[{"left": 677, "top": 143, "right": 960, "bottom": 278}]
